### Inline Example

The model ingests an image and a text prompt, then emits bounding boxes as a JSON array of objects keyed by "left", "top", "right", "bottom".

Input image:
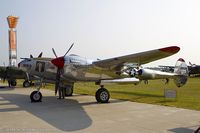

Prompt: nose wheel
[
  {"left": 95, "top": 86, "right": 110, "bottom": 103},
  {"left": 30, "top": 91, "right": 42, "bottom": 102},
  {"left": 30, "top": 80, "right": 43, "bottom": 102}
]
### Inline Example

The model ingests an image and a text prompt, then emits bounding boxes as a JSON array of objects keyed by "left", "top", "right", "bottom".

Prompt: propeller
[
  {"left": 30, "top": 52, "right": 43, "bottom": 59},
  {"left": 52, "top": 48, "right": 58, "bottom": 58},
  {"left": 64, "top": 43, "right": 74, "bottom": 57},
  {"left": 55, "top": 67, "right": 61, "bottom": 96},
  {"left": 51, "top": 43, "right": 74, "bottom": 98},
  {"left": 38, "top": 52, "right": 43, "bottom": 58}
]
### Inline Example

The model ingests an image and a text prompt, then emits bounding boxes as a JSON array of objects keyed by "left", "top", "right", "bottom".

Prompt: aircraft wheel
[
  {"left": 30, "top": 91, "right": 42, "bottom": 102},
  {"left": 65, "top": 85, "right": 73, "bottom": 96},
  {"left": 23, "top": 81, "right": 30, "bottom": 88},
  {"left": 10, "top": 80, "right": 17, "bottom": 86},
  {"left": 95, "top": 88, "right": 110, "bottom": 103}
]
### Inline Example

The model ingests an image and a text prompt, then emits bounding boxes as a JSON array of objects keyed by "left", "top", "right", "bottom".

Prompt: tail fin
[{"left": 173, "top": 58, "right": 188, "bottom": 87}]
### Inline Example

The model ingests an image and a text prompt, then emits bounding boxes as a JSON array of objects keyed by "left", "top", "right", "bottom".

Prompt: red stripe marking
[
  {"left": 159, "top": 46, "right": 180, "bottom": 53},
  {"left": 178, "top": 58, "right": 185, "bottom": 62}
]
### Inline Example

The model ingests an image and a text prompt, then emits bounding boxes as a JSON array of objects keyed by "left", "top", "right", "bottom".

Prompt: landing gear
[
  {"left": 8, "top": 79, "right": 17, "bottom": 87},
  {"left": 30, "top": 91, "right": 42, "bottom": 102},
  {"left": 56, "top": 84, "right": 74, "bottom": 99},
  {"left": 65, "top": 85, "right": 73, "bottom": 96},
  {"left": 23, "top": 80, "right": 31, "bottom": 88},
  {"left": 30, "top": 80, "right": 42, "bottom": 102},
  {"left": 11, "top": 80, "right": 17, "bottom": 86},
  {"left": 95, "top": 86, "right": 110, "bottom": 103},
  {"left": 144, "top": 80, "right": 148, "bottom": 84}
]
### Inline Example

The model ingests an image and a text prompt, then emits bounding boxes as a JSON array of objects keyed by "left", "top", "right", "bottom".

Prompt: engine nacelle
[{"left": 136, "top": 69, "right": 156, "bottom": 80}]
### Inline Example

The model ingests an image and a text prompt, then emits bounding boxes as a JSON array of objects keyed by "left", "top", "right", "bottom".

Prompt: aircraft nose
[{"left": 51, "top": 56, "right": 65, "bottom": 69}]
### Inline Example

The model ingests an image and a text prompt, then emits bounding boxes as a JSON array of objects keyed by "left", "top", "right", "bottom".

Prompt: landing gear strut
[
  {"left": 8, "top": 79, "right": 17, "bottom": 87},
  {"left": 95, "top": 85, "right": 110, "bottom": 103},
  {"left": 30, "top": 81, "right": 42, "bottom": 102}
]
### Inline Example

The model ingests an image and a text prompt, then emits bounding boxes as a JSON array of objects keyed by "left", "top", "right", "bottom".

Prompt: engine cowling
[{"left": 135, "top": 69, "right": 156, "bottom": 80}]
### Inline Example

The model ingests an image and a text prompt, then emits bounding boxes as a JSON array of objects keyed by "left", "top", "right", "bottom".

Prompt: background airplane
[
  {"left": 18, "top": 45, "right": 181, "bottom": 103},
  {"left": 188, "top": 62, "right": 200, "bottom": 76},
  {"left": 0, "top": 53, "right": 43, "bottom": 87},
  {"left": 153, "top": 62, "right": 200, "bottom": 77},
  {"left": 122, "top": 58, "right": 188, "bottom": 87},
  {"left": 0, "top": 66, "right": 28, "bottom": 87}
]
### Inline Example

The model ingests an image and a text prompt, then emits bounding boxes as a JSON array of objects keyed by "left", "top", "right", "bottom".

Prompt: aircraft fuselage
[{"left": 19, "top": 55, "right": 122, "bottom": 84}]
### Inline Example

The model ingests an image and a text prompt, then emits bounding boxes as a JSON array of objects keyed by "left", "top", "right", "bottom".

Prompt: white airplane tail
[{"left": 173, "top": 58, "right": 188, "bottom": 87}]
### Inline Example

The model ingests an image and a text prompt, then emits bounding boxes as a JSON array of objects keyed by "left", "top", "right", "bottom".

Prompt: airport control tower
[{"left": 7, "top": 16, "right": 19, "bottom": 67}]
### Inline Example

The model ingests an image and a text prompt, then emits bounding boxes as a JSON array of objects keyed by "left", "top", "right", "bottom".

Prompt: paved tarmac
[{"left": 0, "top": 85, "right": 200, "bottom": 133}]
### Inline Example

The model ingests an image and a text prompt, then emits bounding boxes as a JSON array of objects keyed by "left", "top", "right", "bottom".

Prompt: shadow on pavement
[
  {"left": 168, "top": 127, "right": 195, "bottom": 133},
  {"left": 0, "top": 86, "right": 15, "bottom": 91},
  {"left": 0, "top": 91, "right": 124, "bottom": 132},
  {"left": 0, "top": 93, "right": 92, "bottom": 131}
]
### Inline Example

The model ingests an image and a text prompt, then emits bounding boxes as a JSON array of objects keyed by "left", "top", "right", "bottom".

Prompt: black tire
[
  {"left": 23, "top": 81, "right": 30, "bottom": 88},
  {"left": 95, "top": 88, "right": 110, "bottom": 103},
  {"left": 65, "top": 85, "right": 73, "bottom": 96},
  {"left": 10, "top": 80, "right": 17, "bottom": 86},
  {"left": 30, "top": 91, "right": 42, "bottom": 102}
]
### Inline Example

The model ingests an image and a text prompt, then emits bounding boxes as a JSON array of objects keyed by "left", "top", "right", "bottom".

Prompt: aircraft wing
[
  {"left": 93, "top": 46, "right": 180, "bottom": 70},
  {"left": 0, "top": 66, "right": 26, "bottom": 79},
  {"left": 0, "top": 66, "right": 6, "bottom": 78}
]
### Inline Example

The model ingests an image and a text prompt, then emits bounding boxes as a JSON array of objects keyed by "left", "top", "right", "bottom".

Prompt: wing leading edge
[{"left": 93, "top": 46, "right": 180, "bottom": 70}]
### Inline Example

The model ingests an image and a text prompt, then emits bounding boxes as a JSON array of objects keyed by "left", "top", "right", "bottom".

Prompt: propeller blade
[
  {"left": 64, "top": 43, "right": 74, "bottom": 57},
  {"left": 38, "top": 52, "right": 43, "bottom": 58},
  {"left": 55, "top": 68, "right": 61, "bottom": 98},
  {"left": 52, "top": 48, "right": 58, "bottom": 58}
]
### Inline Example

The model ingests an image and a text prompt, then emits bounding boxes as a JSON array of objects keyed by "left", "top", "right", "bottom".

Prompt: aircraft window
[{"left": 35, "top": 61, "right": 45, "bottom": 72}]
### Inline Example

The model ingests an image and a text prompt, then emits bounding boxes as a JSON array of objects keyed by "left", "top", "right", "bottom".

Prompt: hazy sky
[{"left": 1, "top": 0, "right": 200, "bottom": 66}]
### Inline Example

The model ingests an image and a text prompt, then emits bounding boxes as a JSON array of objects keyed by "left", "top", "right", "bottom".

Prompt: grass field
[
  {"left": 6, "top": 77, "right": 200, "bottom": 111},
  {"left": 73, "top": 78, "right": 200, "bottom": 111}
]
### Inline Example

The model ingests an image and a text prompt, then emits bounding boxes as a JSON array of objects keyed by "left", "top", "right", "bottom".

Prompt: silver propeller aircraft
[
  {"left": 107, "top": 58, "right": 188, "bottom": 87},
  {"left": 18, "top": 44, "right": 182, "bottom": 103}
]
